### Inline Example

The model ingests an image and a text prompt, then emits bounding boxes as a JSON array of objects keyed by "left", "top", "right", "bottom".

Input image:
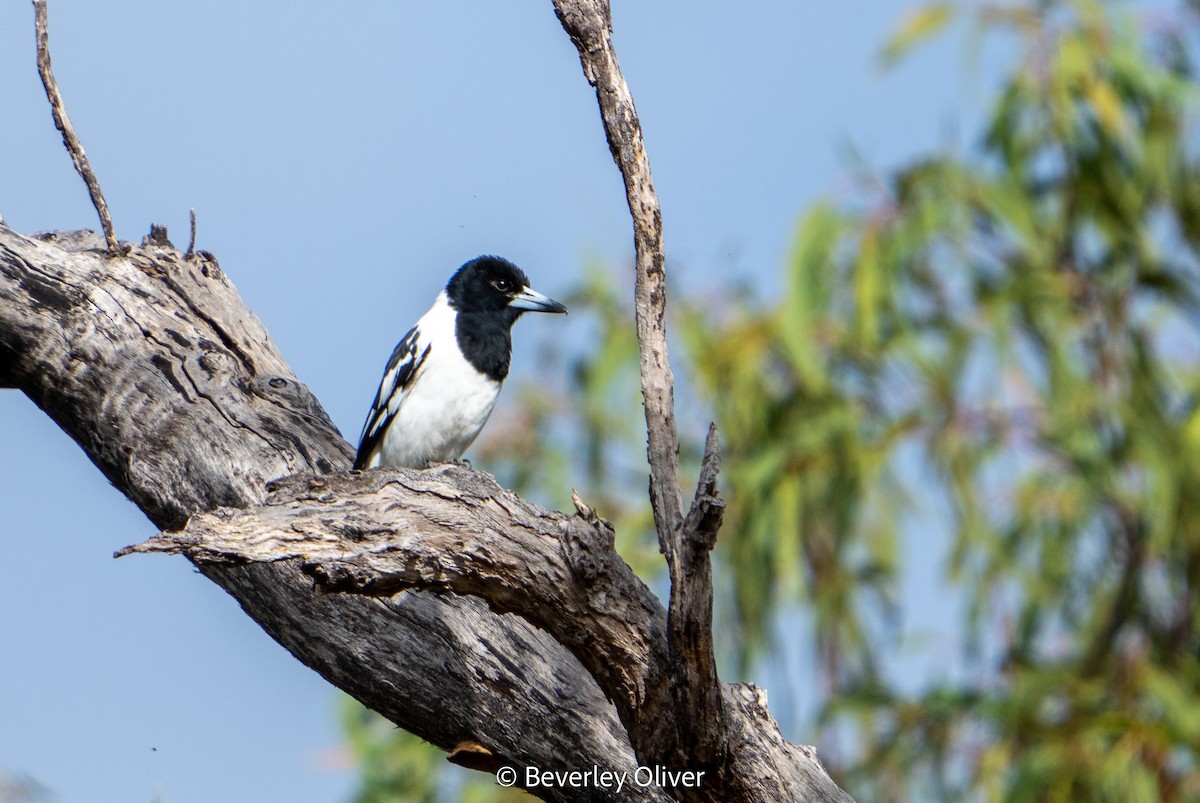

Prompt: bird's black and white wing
[{"left": 353, "top": 326, "right": 431, "bottom": 469}]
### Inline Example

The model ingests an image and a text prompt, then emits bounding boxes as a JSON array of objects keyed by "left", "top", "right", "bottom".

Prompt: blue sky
[{"left": 0, "top": 2, "right": 1009, "bottom": 801}]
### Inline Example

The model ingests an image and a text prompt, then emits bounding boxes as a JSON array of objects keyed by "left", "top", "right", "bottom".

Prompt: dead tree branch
[
  {"left": 673, "top": 425, "right": 726, "bottom": 760},
  {"left": 549, "top": 0, "right": 682, "bottom": 562},
  {"left": 0, "top": 225, "right": 647, "bottom": 803},
  {"left": 4, "top": 1, "right": 855, "bottom": 799},
  {"left": 117, "top": 454, "right": 851, "bottom": 803},
  {"left": 32, "top": 0, "right": 119, "bottom": 254},
  {"left": 1, "top": 223, "right": 852, "bottom": 801},
  {"left": 551, "top": 0, "right": 727, "bottom": 768},
  {"left": 122, "top": 467, "right": 680, "bottom": 758}
]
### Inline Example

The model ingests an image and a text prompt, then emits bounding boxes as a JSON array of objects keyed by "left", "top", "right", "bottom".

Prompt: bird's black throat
[{"left": 454, "top": 308, "right": 520, "bottom": 382}]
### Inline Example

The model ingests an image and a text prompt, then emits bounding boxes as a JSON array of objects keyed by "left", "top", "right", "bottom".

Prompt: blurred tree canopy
[{"left": 343, "top": 1, "right": 1200, "bottom": 800}]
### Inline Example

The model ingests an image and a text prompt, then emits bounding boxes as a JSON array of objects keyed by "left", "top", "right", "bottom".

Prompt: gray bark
[
  {"left": 549, "top": 0, "right": 727, "bottom": 770},
  {"left": 0, "top": 226, "right": 646, "bottom": 803},
  {"left": 7, "top": 0, "right": 855, "bottom": 797},
  {"left": 0, "top": 224, "right": 854, "bottom": 801}
]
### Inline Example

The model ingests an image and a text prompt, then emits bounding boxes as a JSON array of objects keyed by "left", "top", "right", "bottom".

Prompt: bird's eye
[{"left": 491, "top": 279, "right": 512, "bottom": 293}]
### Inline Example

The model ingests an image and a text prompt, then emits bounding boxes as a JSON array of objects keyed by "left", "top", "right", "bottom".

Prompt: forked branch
[
  {"left": 3, "top": 1, "right": 854, "bottom": 799},
  {"left": 550, "top": 0, "right": 727, "bottom": 766}
]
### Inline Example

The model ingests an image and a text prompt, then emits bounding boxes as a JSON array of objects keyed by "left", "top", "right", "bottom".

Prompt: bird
[{"left": 353, "top": 255, "right": 567, "bottom": 470}]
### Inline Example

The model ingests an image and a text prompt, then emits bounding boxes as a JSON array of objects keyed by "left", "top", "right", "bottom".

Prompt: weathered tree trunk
[
  {"left": 5, "top": 0, "right": 856, "bottom": 799},
  {"left": 0, "top": 225, "right": 854, "bottom": 802},
  {"left": 0, "top": 227, "right": 644, "bottom": 803}
]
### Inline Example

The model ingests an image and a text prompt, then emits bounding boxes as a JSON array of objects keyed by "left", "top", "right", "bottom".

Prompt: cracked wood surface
[
  {"left": 1, "top": 222, "right": 853, "bottom": 801},
  {"left": 123, "top": 466, "right": 680, "bottom": 758},
  {"left": 1, "top": 221, "right": 855, "bottom": 800},
  {"left": 125, "top": 468, "right": 853, "bottom": 802},
  {"left": 6, "top": 1, "right": 855, "bottom": 798},
  {"left": 0, "top": 224, "right": 649, "bottom": 803}
]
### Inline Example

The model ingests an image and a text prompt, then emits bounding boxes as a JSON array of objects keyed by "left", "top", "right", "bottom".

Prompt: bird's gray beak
[{"left": 510, "top": 286, "right": 568, "bottom": 314}]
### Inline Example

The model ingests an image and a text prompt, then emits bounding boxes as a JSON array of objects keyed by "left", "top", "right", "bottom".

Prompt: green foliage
[
  {"left": 342, "top": 698, "right": 443, "bottom": 803},
  {"left": 342, "top": 2, "right": 1200, "bottom": 801},
  {"left": 824, "top": 1, "right": 1200, "bottom": 799},
  {"left": 679, "top": 203, "right": 912, "bottom": 675},
  {"left": 883, "top": 2, "right": 956, "bottom": 66}
]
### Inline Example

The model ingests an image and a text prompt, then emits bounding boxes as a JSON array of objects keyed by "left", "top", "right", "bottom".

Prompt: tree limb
[
  {"left": 32, "top": 0, "right": 119, "bottom": 254},
  {"left": 5, "top": 0, "right": 856, "bottom": 798},
  {"left": 121, "top": 466, "right": 679, "bottom": 758},
  {"left": 550, "top": 0, "right": 681, "bottom": 559},
  {"left": 671, "top": 425, "right": 726, "bottom": 761},
  {"left": 0, "top": 224, "right": 647, "bottom": 803},
  {"left": 1, "top": 223, "right": 853, "bottom": 801},
  {"left": 120, "top": 455, "right": 852, "bottom": 803},
  {"left": 550, "top": 0, "right": 727, "bottom": 768}
]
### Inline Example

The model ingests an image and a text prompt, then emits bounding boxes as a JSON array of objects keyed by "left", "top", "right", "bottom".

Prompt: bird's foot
[{"left": 431, "top": 458, "right": 472, "bottom": 469}]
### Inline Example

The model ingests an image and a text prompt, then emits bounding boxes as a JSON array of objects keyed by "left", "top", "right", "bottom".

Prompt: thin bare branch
[
  {"left": 551, "top": 0, "right": 727, "bottom": 767},
  {"left": 32, "top": 0, "right": 119, "bottom": 254},
  {"left": 550, "top": 0, "right": 682, "bottom": 549},
  {"left": 672, "top": 424, "right": 726, "bottom": 762}
]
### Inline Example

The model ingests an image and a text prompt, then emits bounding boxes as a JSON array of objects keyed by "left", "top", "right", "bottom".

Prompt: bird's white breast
[{"left": 372, "top": 293, "right": 501, "bottom": 468}]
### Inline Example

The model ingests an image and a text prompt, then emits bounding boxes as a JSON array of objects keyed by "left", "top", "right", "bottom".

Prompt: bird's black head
[{"left": 446, "top": 256, "right": 568, "bottom": 319}]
